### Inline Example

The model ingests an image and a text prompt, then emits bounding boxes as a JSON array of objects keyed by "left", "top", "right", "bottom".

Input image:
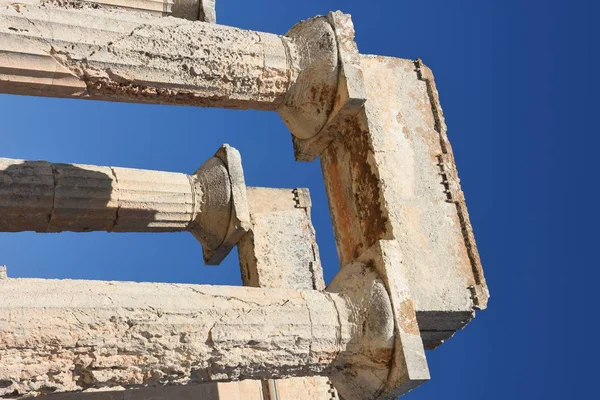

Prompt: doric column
[
  {"left": 6, "top": 0, "right": 216, "bottom": 21},
  {"left": 0, "top": 3, "right": 344, "bottom": 138},
  {"left": 0, "top": 3, "right": 338, "bottom": 112},
  {"left": 0, "top": 267, "right": 394, "bottom": 398},
  {"left": 0, "top": 145, "right": 250, "bottom": 264}
]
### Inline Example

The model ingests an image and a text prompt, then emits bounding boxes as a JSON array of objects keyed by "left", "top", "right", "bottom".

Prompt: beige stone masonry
[
  {"left": 0, "top": 275, "right": 393, "bottom": 398},
  {"left": 2, "top": 0, "right": 215, "bottom": 21},
  {"left": 320, "top": 55, "right": 489, "bottom": 354},
  {"left": 0, "top": 5, "right": 490, "bottom": 399},
  {"left": 237, "top": 187, "right": 336, "bottom": 400},
  {"left": 39, "top": 381, "right": 265, "bottom": 400},
  {"left": 0, "top": 144, "right": 250, "bottom": 264},
  {"left": 0, "top": 3, "right": 297, "bottom": 109},
  {"left": 239, "top": 187, "right": 325, "bottom": 291}
]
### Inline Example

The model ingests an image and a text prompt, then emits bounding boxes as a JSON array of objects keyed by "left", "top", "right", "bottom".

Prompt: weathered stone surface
[
  {"left": 199, "top": 145, "right": 251, "bottom": 265},
  {"left": 291, "top": 11, "right": 367, "bottom": 161},
  {"left": 0, "top": 4, "right": 490, "bottom": 398},
  {"left": 0, "top": 3, "right": 297, "bottom": 109},
  {"left": 38, "top": 381, "right": 265, "bottom": 400},
  {"left": 198, "top": 0, "right": 215, "bottom": 23},
  {"left": 238, "top": 187, "right": 324, "bottom": 291},
  {"left": 0, "top": 277, "right": 392, "bottom": 398},
  {"left": 237, "top": 187, "right": 334, "bottom": 399},
  {"left": 328, "top": 261, "right": 402, "bottom": 400},
  {"left": 0, "top": 158, "right": 192, "bottom": 232},
  {"left": 277, "top": 15, "right": 339, "bottom": 140},
  {"left": 0, "top": 145, "right": 249, "bottom": 264},
  {"left": 275, "top": 377, "right": 339, "bottom": 400},
  {"left": 4, "top": 0, "right": 213, "bottom": 21},
  {"left": 320, "top": 55, "right": 489, "bottom": 354}
]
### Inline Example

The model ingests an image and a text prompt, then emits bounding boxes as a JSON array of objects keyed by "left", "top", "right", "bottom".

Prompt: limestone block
[
  {"left": 320, "top": 55, "right": 489, "bottom": 352},
  {"left": 239, "top": 187, "right": 324, "bottom": 291},
  {"left": 275, "top": 377, "right": 339, "bottom": 400},
  {"left": 198, "top": 0, "right": 215, "bottom": 23}
]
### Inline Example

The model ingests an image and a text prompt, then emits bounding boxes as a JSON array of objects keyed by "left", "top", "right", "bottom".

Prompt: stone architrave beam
[
  {"left": 237, "top": 187, "right": 337, "bottom": 400},
  {"left": 0, "top": 145, "right": 250, "bottom": 265},
  {"left": 238, "top": 187, "right": 325, "bottom": 291},
  {"left": 320, "top": 55, "right": 489, "bottom": 339},
  {"left": 0, "top": 272, "right": 395, "bottom": 399},
  {"left": 3, "top": 0, "right": 216, "bottom": 22}
]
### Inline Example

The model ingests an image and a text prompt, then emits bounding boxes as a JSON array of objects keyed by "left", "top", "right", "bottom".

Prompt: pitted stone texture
[
  {"left": 6, "top": 0, "right": 211, "bottom": 21},
  {"left": 277, "top": 15, "right": 339, "bottom": 140},
  {"left": 237, "top": 187, "right": 332, "bottom": 399},
  {"left": 0, "top": 279, "right": 365, "bottom": 398},
  {"left": 291, "top": 11, "right": 367, "bottom": 161},
  {"left": 37, "top": 381, "right": 265, "bottom": 400},
  {"left": 0, "top": 3, "right": 295, "bottom": 109},
  {"left": 238, "top": 187, "right": 324, "bottom": 291},
  {"left": 320, "top": 56, "right": 489, "bottom": 351}
]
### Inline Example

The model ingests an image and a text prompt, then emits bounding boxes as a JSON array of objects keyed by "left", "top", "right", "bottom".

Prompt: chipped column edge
[
  {"left": 198, "top": 0, "right": 216, "bottom": 23},
  {"left": 292, "top": 187, "right": 325, "bottom": 291},
  {"left": 202, "top": 144, "right": 251, "bottom": 265},
  {"left": 292, "top": 11, "right": 367, "bottom": 162},
  {"left": 413, "top": 59, "right": 489, "bottom": 310}
]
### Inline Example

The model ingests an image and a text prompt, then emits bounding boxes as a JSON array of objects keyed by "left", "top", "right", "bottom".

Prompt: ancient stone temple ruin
[{"left": 0, "top": 1, "right": 489, "bottom": 399}]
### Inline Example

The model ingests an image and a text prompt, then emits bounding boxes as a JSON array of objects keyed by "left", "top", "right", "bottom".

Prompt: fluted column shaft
[
  {"left": 0, "top": 157, "right": 227, "bottom": 233},
  {"left": 6, "top": 0, "right": 214, "bottom": 21},
  {"left": 0, "top": 2, "right": 299, "bottom": 109},
  {"left": 0, "top": 278, "right": 360, "bottom": 396}
]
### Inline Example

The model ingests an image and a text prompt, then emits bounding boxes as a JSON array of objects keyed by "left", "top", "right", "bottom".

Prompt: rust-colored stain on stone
[
  {"left": 322, "top": 112, "right": 390, "bottom": 264},
  {"left": 397, "top": 300, "right": 420, "bottom": 336},
  {"left": 322, "top": 140, "right": 362, "bottom": 264},
  {"left": 346, "top": 113, "right": 390, "bottom": 255}
]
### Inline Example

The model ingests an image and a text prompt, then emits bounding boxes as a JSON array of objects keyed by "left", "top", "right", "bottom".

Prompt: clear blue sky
[{"left": 1, "top": 0, "right": 597, "bottom": 399}]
